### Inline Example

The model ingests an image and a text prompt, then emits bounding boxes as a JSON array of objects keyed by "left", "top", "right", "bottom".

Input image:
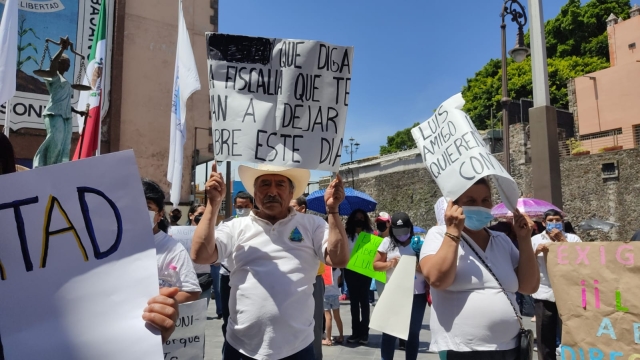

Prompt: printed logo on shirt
[{"left": 289, "top": 227, "right": 304, "bottom": 242}]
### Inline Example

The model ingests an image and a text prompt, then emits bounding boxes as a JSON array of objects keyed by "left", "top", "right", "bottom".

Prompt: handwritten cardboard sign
[
  {"left": 168, "top": 226, "right": 196, "bottom": 252},
  {"left": 547, "top": 242, "right": 640, "bottom": 359},
  {"left": 411, "top": 93, "right": 519, "bottom": 211},
  {"left": 205, "top": 33, "right": 354, "bottom": 172},
  {"left": 0, "top": 151, "right": 163, "bottom": 359},
  {"left": 346, "top": 233, "right": 386, "bottom": 283},
  {"left": 163, "top": 299, "right": 208, "bottom": 360}
]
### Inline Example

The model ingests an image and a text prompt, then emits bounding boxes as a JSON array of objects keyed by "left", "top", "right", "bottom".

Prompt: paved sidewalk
[{"left": 203, "top": 298, "right": 547, "bottom": 360}]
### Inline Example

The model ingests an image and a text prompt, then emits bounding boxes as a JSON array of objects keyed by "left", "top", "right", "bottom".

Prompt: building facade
[
  {"left": 569, "top": 5, "right": 640, "bottom": 154},
  {"left": 1, "top": 0, "right": 217, "bottom": 205}
]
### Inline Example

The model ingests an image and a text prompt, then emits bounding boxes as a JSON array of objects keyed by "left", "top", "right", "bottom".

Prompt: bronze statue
[{"left": 32, "top": 37, "right": 88, "bottom": 168}]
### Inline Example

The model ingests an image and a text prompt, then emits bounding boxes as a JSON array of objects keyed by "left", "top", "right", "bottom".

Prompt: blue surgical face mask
[
  {"left": 236, "top": 208, "right": 251, "bottom": 217},
  {"left": 462, "top": 206, "right": 494, "bottom": 231},
  {"left": 546, "top": 222, "right": 563, "bottom": 233}
]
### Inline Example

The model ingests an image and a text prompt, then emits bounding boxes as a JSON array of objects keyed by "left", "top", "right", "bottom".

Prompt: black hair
[
  {"left": 0, "top": 133, "right": 16, "bottom": 175},
  {"left": 234, "top": 191, "right": 254, "bottom": 206},
  {"left": 142, "top": 178, "right": 169, "bottom": 233},
  {"left": 488, "top": 221, "right": 518, "bottom": 248},
  {"left": 295, "top": 196, "right": 307, "bottom": 209},
  {"left": 186, "top": 203, "right": 205, "bottom": 226},
  {"left": 564, "top": 221, "right": 576, "bottom": 234},
  {"left": 543, "top": 209, "right": 564, "bottom": 221},
  {"left": 345, "top": 209, "right": 373, "bottom": 240}
]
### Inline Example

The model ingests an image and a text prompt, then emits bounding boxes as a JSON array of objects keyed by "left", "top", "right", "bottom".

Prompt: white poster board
[
  {"left": 0, "top": 151, "right": 163, "bottom": 360},
  {"left": 369, "top": 255, "right": 415, "bottom": 339},
  {"left": 168, "top": 226, "right": 196, "bottom": 251},
  {"left": 411, "top": 93, "right": 519, "bottom": 211},
  {"left": 162, "top": 299, "right": 207, "bottom": 360},
  {"left": 205, "top": 33, "right": 354, "bottom": 171}
]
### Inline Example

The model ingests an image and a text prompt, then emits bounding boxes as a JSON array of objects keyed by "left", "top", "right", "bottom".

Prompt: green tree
[
  {"left": 532, "top": 0, "right": 630, "bottom": 60},
  {"left": 462, "top": 56, "right": 609, "bottom": 129},
  {"left": 380, "top": 122, "right": 420, "bottom": 155}
]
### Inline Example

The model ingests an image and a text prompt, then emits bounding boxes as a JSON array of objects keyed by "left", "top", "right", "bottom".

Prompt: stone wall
[{"left": 322, "top": 123, "right": 640, "bottom": 241}]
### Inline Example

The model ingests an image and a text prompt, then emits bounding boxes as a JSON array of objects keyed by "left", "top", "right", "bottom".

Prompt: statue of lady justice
[{"left": 32, "top": 37, "right": 87, "bottom": 168}]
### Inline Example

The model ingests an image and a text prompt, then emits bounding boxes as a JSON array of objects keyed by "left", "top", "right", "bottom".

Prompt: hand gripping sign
[{"left": 410, "top": 93, "right": 519, "bottom": 211}]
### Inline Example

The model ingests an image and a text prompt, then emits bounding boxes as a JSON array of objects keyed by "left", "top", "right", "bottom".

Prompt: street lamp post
[
  {"left": 500, "top": 0, "right": 530, "bottom": 174},
  {"left": 344, "top": 137, "right": 360, "bottom": 162},
  {"left": 527, "top": 0, "right": 563, "bottom": 208}
]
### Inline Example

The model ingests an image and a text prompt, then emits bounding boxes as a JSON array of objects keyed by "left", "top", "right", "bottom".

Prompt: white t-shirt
[
  {"left": 531, "top": 232, "right": 582, "bottom": 302},
  {"left": 377, "top": 237, "right": 427, "bottom": 294},
  {"left": 215, "top": 210, "right": 329, "bottom": 359},
  {"left": 325, "top": 268, "right": 342, "bottom": 297},
  {"left": 420, "top": 226, "right": 521, "bottom": 352},
  {"left": 154, "top": 231, "right": 201, "bottom": 293}
]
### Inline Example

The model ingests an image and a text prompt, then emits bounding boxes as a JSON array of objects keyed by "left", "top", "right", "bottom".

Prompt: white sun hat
[{"left": 238, "top": 164, "right": 311, "bottom": 200}]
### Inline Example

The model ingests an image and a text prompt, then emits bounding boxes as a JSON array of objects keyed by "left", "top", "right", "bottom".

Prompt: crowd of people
[{"left": 3, "top": 131, "right": 636, "bottom": 360}]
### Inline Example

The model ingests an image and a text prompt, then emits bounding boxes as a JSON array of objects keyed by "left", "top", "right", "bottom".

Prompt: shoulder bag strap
[{"left": 460, "top": 232, "right": 525, "bottom": 330}]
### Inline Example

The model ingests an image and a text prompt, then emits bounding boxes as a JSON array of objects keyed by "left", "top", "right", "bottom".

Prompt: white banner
[
  {"left": 411, "top": 93, "right": 519, "bottom": 211},
  {"left": 0, "top": 0, "right": 64, "bottom": 12},
  {"left": 163, "top": 299, "right": 208, "bottom": 360},
  {"left": 369, "top": 255, "right": 415, "bottom": 339},
  {"left": 206, "top": 33, "right": 354, "bottom": 172},
  {"left": 0, "top": 151, "right": 163, "bottom": 359},
  {"left": 0, "top": 0, "right": 114, "bottom": 131}
]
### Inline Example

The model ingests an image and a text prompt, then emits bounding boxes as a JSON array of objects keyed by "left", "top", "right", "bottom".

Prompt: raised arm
[
  {"left": 420, "top": 201, "right": 465, "bottom": 289},
  {"left": 324, "top": 175, "right": 349, "bottom": 268},
  {"left": 513, "top": 211, "right": 540, "bottom": 294},
  {"left": 191, "top": 162, "right": 226, "bottom": 264}
]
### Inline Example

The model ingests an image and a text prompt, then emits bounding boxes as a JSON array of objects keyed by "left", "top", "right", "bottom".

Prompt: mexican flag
[{"left": 73, "top": 0, "right": 107, "bottom": 160}]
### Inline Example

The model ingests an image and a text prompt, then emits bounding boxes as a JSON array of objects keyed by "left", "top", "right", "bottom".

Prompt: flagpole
[
  {"left": 95, "top": 93, "right": 102, "bottom": 156},
  {"left": 3, "top": 99, "right": 11, "bottom": 137}
]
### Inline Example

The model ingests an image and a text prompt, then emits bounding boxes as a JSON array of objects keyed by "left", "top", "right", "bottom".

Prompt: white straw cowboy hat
[{"left": 238, "top": 164, "right": 311, "bottom": 200}]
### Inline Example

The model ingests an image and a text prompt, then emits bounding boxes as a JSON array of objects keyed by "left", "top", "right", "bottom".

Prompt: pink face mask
[{"left": 395, "top": 233, "right": 411, "bottom": 242}]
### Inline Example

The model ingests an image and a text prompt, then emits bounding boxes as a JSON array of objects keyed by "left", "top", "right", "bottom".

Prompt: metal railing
[{"left": 559, "top": 128, "right": 637, "bottom": 156}]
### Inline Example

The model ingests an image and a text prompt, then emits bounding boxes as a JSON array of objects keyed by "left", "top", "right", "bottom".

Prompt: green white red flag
[{"left": 73, "top": 0, "right": 107, "bottom": 160}]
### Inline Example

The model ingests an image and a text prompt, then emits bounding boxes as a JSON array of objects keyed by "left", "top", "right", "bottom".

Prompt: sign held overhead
[
  {"left": 205, "top": 33, "right": 354, "bottom": 172},
  {"left": 411, "top": 93, "right": 519, "bottom": 211}
]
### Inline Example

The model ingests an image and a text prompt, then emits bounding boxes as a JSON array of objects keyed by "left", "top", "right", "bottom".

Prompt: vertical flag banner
[
  {"left": 167, "top": 0, "right": 201, "bottom": 208},
  {"left": 73, "top": 0, "right": 106, "bottom": 159},
  {"left": 0, "top": 0, "right": 18, "bottom": 133}
]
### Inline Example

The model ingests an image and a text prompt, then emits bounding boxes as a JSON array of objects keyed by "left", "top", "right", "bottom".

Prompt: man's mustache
[{"left": 263, "top": 196, "right": 282, "bottom": 204}]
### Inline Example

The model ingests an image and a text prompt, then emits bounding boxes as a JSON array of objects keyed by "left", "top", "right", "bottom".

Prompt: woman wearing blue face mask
[
  {"left": 374, "top": 212, "right": 428, "bottom": 360},
  {"left": 419, "top": 178, "right": 540, "bottom": 360}
]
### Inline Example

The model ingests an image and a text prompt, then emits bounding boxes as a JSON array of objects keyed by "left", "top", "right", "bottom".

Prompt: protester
[
  {"left": 0, "top": 133, "right": 17, "bottom": 176},
  {"left": 170, "top": 208, "right": 182, "bottom": 226},
  {"left": 323, "top": 267, "right": 344, "bottom": 346},
  {"left": 344, "top": 208, "right": 374, "bottom": 345},
  {"left": 531, "top": 209, "right": 581, "bottom": 359},
  {"left": 143, "top": 179, "right": 201, "bottom": 303},
  {"left": 186, "top": 204, "right": 205, "bottom": 226},
  {"left": 420, "top": 178, "right": 540, "bottom": 359},
  {"left": 374, "top": 212, "right": 391, "bottom": 295},
  {"left": 374, "top": 212, "right": 428, "bottom": 360},
  {"left": 218, "top": 191, "right": 255, "bottom": 338},
  {"left": 191, "top": 163, "right": 349, "bottom": 359},
  {"left": 290, "top": 195, "right": 325, "bottom": 360}
]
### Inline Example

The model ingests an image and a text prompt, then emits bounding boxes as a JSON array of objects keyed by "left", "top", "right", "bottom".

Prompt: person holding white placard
[
  {"left": 143, "top": 179, "right": 201, "bottom": 304},
  {"left": 191, "top": 163, "right": 350, "bottom": 360},
  {"left": 419, "top": 178, "right": 540, "bottom": 360},
  {"left": 374, "top": 212, "right": 427, "bottom": 360}
]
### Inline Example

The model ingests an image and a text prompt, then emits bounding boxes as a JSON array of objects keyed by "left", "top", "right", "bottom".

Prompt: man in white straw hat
[{"left": 191, "top": 163, "right": 349, "bottom": 360}]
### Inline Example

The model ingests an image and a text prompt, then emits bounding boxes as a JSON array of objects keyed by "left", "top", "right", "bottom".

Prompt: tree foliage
[
  {"left": 380, "top": 122, "right": 420, "bottom": 155},
  {"left": 529, "top": 0, "right": 631, "bottom": 60},
  {"left": 462, "top": 56, "right": 608, "bottom": 129},
  {"left": 462, "top": 0, "right": 622, "bottom": 129}
]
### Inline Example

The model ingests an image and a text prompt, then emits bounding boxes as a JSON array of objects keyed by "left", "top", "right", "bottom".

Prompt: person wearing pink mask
[{"left": 374, "top": 212, "right": 427, "bottom": 360}]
